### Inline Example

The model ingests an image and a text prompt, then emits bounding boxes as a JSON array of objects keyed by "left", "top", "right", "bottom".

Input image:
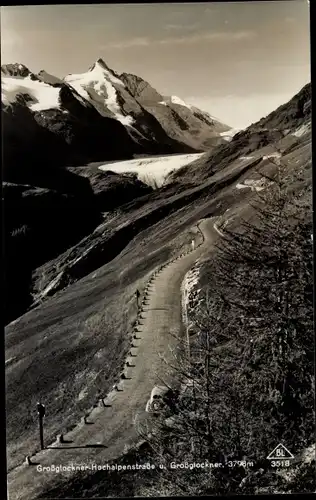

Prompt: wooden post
[
  {"left": 135, "top": 289, "right": 140, "bottom": 309},
  {"left": 37, "top": 402, "right": 45, "bottom": 450},
  {"left": 39, "top": 415, "right": 44, "bottom": 449}
]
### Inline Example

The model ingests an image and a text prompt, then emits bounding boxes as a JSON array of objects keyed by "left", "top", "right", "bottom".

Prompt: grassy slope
[{"left": 37, "top": 128, "right": 313, "bottom": 498}]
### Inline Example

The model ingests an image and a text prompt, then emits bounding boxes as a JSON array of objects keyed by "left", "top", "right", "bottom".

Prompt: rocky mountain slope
[
  {"left": 168, "top": 82, "right": 311, "bottom": 186},
  {"left": 64, "top": 58, "right": 230, "bottom": 152},
  {"left": 24, "top": 82, "right": 311, "bottom": 312},
  {"left": 120, "top": 71, "right": 229, "bottom": 150}
]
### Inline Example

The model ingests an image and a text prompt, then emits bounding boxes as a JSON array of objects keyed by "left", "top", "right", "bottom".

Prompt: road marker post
[
  {"left": 36, "top": 402, "right": 45, "bottom": 450},
  {"left": 135, "top": 289, "right": 140, "bottom": 309}
]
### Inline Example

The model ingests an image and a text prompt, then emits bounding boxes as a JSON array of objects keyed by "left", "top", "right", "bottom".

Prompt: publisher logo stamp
[{"left": 267, "top": 443, "right": 294, "bottom": 460}]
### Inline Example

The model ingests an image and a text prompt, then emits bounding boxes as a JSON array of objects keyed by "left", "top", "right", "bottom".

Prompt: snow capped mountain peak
[
  {"left": 85, "top": 58, "right": 123, "bottom": 86},
  {"left": 89, "top": 58, "right": 107, "bottom": 72},
  {"left": 93, "top": 60, "right": 123, "bottom": 86},
  {"left": 64, "top": 61, "right": 134, "bottom": 126},
  {"left": 95, "top": 58, "right": 111, "bottom": 70},
  {"left": 2, "top": 60, "right": 234, "bottom": 161}
]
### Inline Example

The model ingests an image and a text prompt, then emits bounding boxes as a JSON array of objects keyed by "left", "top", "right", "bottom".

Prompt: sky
[{"left": 1, "top": 1, "right": 311, "bottom": 129}]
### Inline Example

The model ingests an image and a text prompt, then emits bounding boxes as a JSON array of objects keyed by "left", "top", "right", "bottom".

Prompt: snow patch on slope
[
  {"left": 236, "top": 178, "right": 270, "bottom": 192},
  {"left": 240, "top": 156, "right": 255, "bottom": 161},
  {"left": 99, "top": 153, "right": 203, "bottom": 188},
  {"left": 2, "top": 76, "right": 61, "bottom": 111},
  {"left": 65, "top": 60, "right": 134, "bottom": 126},
  {"left": 70, "top": 244, "right": 95, "bottom": 266},
  {"left": 292, "top": 121, "right": 311, "bottom": 138},
  {"left": 220, "top": 128, "right": 240, "bottom": 142},
  {"left": 5, "top": 357, "right": 17, "bottom": 366},
  {"left": 262, "top": 152, "right": 282, "bottom": 165},
  {"left": 40, "top": 271, "right": 64, "bottom": 297},
  {"left": 170, "top": 95, "right": 192, "bottom": 109}
]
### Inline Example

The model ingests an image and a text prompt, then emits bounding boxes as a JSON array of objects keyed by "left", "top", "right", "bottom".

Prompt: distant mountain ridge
[
  {"left": 168, "top": 82, "right": 311, "bottom": 186},
  {"left": 1, "top": 58, "right": 231, "bottom": 182}
]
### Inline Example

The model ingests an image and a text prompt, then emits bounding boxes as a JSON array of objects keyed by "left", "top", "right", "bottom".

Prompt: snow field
[
  {"left": 98, "top": 153, "right": 204, "bottom": 188},
  {"left": 2, "top": 76, "right": 61, "bottom": 112}
]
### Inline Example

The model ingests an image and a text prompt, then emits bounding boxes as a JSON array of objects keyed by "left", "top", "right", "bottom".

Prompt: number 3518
[{"left": 271, "top": 460, "right": 290, "bottom": 468}]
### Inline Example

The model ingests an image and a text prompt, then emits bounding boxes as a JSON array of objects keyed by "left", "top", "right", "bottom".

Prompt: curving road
[{"left": 7, "top": 218, "right": 219, "bottom": 500}]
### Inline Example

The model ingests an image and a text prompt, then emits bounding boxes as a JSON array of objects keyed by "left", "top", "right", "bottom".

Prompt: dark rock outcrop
[
  {"left": 37, "top": 69, "right": 64, "bottom": 86},
  {"left": 3, "top": 173, "right": 99, "bottom": 324},
  {"left": 3, "top": 166, "right": 152, "bottom": 325},
  {"left": 120, "top": 70, "right": 230, "bottom": 151},
  {"left": 66, "top": 166, "right": 153, "bottom": 212},
  {"left": 1, "top": 63, "right": 35, "bottom": 78}
]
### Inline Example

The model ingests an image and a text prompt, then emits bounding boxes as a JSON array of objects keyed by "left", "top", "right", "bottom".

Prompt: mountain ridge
[{"left": 1, "top": 58, "right": 231, "bottom": 179}]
